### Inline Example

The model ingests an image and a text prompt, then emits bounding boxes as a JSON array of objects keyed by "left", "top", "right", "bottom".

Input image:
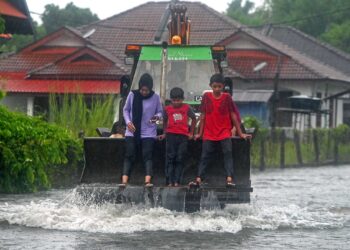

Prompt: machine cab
[{"left": 124, "top": 44, "right": 227, "bottom": 105}]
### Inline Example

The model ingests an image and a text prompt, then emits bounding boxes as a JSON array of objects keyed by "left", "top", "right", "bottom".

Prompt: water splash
[{"left": 0, "top": 188, "right": 346, "bottom": 234}]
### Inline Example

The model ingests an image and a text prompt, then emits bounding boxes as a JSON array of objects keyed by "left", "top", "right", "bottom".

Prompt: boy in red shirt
[
  {"left": 160, "top": 87, "right": 196, "bottom": 186},
  {"left": 191, "top": 74, "right": 251, "bottom": 187}
]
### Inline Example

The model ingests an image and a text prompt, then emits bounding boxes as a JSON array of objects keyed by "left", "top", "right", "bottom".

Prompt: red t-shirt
[
  {"left": 201, "top": 92, "right": 236, "bottom": 141},
  {"left": 165, "top": 104, "right": 195, "bottom": 135}
]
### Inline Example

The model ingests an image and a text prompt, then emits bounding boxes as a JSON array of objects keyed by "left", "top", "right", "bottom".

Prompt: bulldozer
[{"left": 77, "top": 2, "right": 253, "bottom": 212}]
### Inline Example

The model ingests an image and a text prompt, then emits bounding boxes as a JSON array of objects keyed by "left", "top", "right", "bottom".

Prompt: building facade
[{"left": 1, "top": 1, "right": 350, "bottom": 128}]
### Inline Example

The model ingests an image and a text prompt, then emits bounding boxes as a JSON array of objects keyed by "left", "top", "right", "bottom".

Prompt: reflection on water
[{"left": 0, "top": 165, "right": 349, "bottom": 249}]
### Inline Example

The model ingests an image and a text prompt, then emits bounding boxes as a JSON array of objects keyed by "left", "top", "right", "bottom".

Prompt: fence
[{"left": 251, "top": 125, "right": 350, "bottom": 170}]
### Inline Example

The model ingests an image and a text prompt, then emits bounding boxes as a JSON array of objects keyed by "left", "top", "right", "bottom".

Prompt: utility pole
[{"left": 271, "top": 56, "right": 282, "bottom": 131}]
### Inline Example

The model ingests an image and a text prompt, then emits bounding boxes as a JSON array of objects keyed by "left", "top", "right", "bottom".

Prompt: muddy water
[{"left": 0, "top": 165, "right": 349, "bottom": 249}]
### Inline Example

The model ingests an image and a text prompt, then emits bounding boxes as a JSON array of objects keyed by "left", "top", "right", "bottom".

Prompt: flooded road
[{"left": 1, "top": 165, "right": 349, "bottom": 249}]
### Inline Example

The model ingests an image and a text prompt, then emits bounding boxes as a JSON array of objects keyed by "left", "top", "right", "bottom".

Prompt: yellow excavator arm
[{"left": 168, "top": 3, "right": 191, "bottom": 45}]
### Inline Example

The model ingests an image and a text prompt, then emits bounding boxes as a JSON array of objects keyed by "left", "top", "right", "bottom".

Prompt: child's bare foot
[
  {"left": 226, "top": 176, "right": 235, "bottom": 187},
  {"left": 144, "top": 175, "right": 152, "bottom": 187},
  {"left": 174, "top": 183, "right": 179, "bottom": 187},
  {"left": 168, "top": 183, "right": 173, "bottom": 187},
  {"left": 122, "top": 175, "right": 129, "bottom": 185}
]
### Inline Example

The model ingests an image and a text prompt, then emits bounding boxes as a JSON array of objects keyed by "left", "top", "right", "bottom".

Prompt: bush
[
  {"left": 0, "top": 106, "right": 82, "bottom": 193},
  {"left": 243, "top": 116, "right": 261, "bottom": 130}
]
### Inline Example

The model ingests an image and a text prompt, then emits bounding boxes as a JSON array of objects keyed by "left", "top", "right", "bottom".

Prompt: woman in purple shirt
[{"left": 121, "top": 73, "right": 163, "bottom": 187}]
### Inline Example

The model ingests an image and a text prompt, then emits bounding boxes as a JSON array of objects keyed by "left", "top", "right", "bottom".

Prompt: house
[
  {"left": 0, "top": 0, "right": 34, "bottom": 35},
  {"left": 0, "top": 26, "right": 128, "bottom": 115},
  {"left": 222, "top": 27, "right": 350, "bottom": 129},
  {"left": 260, "top": 25, "right": 350, "bottom": 128},
  {"left": 1, "top": 1, "right": 349, "bottom": 128}
]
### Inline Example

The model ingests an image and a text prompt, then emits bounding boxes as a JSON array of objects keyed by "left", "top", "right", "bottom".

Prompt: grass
[
  {"left": 49, "top": 93, "right": 117, "bottom": 137},
  {"left": 251, "top": 127, "right": 350, "bottom": 169}
]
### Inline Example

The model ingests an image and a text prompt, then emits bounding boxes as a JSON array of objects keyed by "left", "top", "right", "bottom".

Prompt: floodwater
[{"left": 0, "top": 165, "right": 349, "bottom": 250}]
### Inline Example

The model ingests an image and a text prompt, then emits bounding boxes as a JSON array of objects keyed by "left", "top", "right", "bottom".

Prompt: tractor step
[{"left": 75, "top": 184, "right": 252, "bottom": 212}]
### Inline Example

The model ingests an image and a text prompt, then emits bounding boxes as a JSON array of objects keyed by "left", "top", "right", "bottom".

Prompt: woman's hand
[
  {"left": 158, "top": 134, "right": 166, "bottom": 141},
  {"left": 127, "top": 122, "right": 136, "bottom": 133},
  {"left": 149, "top": 116, "right": 159, "bottom": 124}
]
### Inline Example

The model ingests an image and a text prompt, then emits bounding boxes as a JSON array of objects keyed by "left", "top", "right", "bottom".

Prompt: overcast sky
[{"left": 26, "top": 0, "right": 264, "bottom": 23}]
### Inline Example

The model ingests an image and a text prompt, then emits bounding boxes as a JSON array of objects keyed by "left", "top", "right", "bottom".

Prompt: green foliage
[
  {"left": 0, "top": 16, "right": 4, "bottom": 33},
  {"left": 0, "top": 34, "right": 33, "bottom": 52},
  {"left": 321, "top": 20, "right": 350, "bottom": 53},
  {"left": 0, "top": 90, "right": 5, "bottom": 100},
  {"left": 226, "top": 0, "right": 268, "bottom": 26},
  {"left": 42, "top": 2, "right": 99, "bottom": 34},
  {"left": 266, "top": 0, "right": 350, "bottom": 52},
  {"left": 0, "top": 22, "right": 47, "bottom": 53},
  {"left": 333, "top": 124, "right": 350, "bottom": 142},
  {"left": 0, "top": 77, "right": 6, "bottom": 100},
  {"left": 267, "top": 0, "right": 332, "bottom": 36},
  {"left": 49, "top": 94, "right": 116, "bottom": 137},
  {"left": 0, "top": 106, "right": 82, "bottom": 193},
  {"left": 243, "top": 116, "right": 261, "bottom": 129},
  {"left": 226, "top": 0, "right": 350, "bottom": 53},
  {"left": 251, "top": 126, "right": 350, "bottom": 168}
]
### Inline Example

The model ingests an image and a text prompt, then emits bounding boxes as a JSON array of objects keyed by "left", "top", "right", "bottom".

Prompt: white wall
[
  {"left": 335, "top": 99, "right": 343, "bottom": 127},
  {"left": 46, "top": 32, "right": 85, "bottom": 47},
  {"left": 1, "top": 94, "right": 35, "bottom": 116}
]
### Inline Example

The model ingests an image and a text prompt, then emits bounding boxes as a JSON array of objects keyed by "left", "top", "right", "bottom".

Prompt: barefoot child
[
  {"left": 159, "top": 87, "right": 196, "bottom": 186},
  {"left": 191, "top": 74, "right": 251, "bottom": 187}
]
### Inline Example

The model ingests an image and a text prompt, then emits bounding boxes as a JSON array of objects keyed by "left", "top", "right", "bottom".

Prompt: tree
[
  {"left": 267, "top": 0, "right": 343, "bottom": 37},
  {"left": 42, "top": 2, "right": 99, "bottom": 34},
  {"left": 321, "top": 20, "right": 350, "bottom": 53},
  {"left": 266, "top": 0, "right": 350, "bottom": 52},
  {"left": 225, "top": 0, "right": 350, "bottom": 53},
  {"left": 226, "top": 0, "right": 267, "bottom": 26}
]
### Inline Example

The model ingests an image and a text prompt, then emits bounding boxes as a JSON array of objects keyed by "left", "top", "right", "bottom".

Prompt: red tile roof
[
  {"left": 20, "top": 27, "right": 88, "bottom": 54},
  {"left": 1, "top": 0, "right": 34, "bottom": 34},
  {"left": 227, "top": 50, "right": 319, "bottom": 79},
  {"left": 28, "top": 46, "right": 128, "bottom": 79},
  {"left": 220, "top": 29, "right": 350, "bottom": 82},
  {"left": 0, "top": 53, "right": 68, "bottom": 72},
  {"left": 0, "top": 0, "right": 27, "bottom": 19},
  {"left": 1, "top": 73, "right": 120, "bottom": 94},
  {"left": 80, "top": 1, "right": 239, "bottom": 59},
  {"left": 29, "top": 64, "right": 124, "bottom": 79}
]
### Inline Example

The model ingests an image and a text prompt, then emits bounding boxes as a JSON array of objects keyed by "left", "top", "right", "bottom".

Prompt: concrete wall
[{"left": 0, "top": 94, "right": 35, "bottom": 116}]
